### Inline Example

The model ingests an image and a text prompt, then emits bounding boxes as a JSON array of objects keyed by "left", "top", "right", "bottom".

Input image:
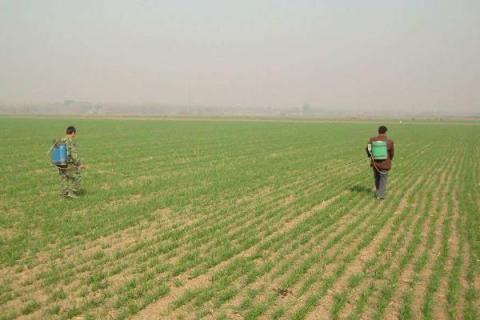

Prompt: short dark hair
[
  {"left": 378, "top": 125, "right": 387, "bottom": 134},
  {"left": 66, "top": 126, "right": 76, "bottom": 134}
]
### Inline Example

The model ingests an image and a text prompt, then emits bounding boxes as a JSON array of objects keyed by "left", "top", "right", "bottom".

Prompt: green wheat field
[{"left": 0, "top": 116, "right": 479, "bottom": 320}]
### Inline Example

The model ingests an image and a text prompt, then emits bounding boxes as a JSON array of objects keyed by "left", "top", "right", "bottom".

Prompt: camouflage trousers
[{"left": 58, "top": 167, "right": 81, "bottom": 196}]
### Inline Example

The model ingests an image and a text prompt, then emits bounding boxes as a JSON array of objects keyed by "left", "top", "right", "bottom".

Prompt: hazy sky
[{"left": 1, "top": 1, "right": 479, "bottom": 112}]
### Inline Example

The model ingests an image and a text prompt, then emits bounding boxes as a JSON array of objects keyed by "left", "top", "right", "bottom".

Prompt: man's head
[
  {"left": 378, "top": 125, "right": 387, "bottom": 135},
  {"left": 66, "top": 126, "right": 76, "bottom": 137}
]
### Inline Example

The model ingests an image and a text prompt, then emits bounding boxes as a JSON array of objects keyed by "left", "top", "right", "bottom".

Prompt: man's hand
[{"left": 78, "top": 164, "right": 86, "bottom": 170}]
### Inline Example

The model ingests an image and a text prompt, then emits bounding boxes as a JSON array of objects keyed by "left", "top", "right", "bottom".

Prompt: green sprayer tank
[{"left": 371, "top": 140, "right": 388, "bottom": 160}]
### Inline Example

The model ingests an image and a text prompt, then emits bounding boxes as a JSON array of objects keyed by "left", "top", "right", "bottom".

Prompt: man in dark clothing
[{"left": 366, "top": 125, "right": 394, "bottom": 200}]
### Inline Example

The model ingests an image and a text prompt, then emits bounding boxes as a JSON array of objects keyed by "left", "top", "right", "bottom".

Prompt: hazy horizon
[{"left": 1, "top": 1, "right": 479, "bottom": 114}]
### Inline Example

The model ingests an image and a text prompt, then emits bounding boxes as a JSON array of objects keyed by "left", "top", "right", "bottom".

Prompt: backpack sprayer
[
  {"left": 48, "top": 140, "right": 68, "bottom": 168},
  {"left": 367, "top": 138, "right": 388, "bottom": 174},
  {"left": 48, "top": 140, "right": 90, "bottom": 173}
]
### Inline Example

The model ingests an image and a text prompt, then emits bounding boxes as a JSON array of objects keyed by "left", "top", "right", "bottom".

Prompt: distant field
[{"left": 0, "top": 116, "right": 479, "bottom": 320}]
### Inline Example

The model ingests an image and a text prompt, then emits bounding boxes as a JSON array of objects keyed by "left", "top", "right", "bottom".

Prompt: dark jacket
[{"left": 366, "top": 135, "right": 394, "bottom": 171}]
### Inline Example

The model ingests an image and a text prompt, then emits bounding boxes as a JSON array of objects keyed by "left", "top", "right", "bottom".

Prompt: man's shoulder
[
  {"left": 62, "top": 137, "right": 75, "bottom": 145},
  {"left": 370, "top": 135, "right": 386, "bottom": 141}
]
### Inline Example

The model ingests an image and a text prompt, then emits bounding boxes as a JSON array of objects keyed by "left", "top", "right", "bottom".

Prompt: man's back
[{"left": 368, "top": 135, "right": 394, "bottom": 171}]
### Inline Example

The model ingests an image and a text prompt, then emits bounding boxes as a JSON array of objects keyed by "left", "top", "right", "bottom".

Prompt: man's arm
[
  {"left": 69, "top": 142, "right": 81, "bottom": 166},
  {"left": 389, "top": 141, "right": 394, "bottom": 160},
  {"left": 366, "top": 138, "right": 372, "bottom": 158}
]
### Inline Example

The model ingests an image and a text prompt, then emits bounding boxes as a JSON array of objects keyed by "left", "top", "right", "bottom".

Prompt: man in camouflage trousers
[{"left": 59, "top": 126, "right": 84, "bottom": 198}]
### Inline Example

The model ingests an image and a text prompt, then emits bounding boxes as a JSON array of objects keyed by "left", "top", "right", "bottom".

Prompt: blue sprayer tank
[{"left": 51, "top": 142, "right": 68, "bottom": 166}]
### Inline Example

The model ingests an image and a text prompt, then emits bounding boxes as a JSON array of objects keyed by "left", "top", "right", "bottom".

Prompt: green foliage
[
  {"left": 21, "top": 299, "right": 40, "bottom": 315},
  {"left": 0, "top": 117, "right": 478, "bottom": 319}
]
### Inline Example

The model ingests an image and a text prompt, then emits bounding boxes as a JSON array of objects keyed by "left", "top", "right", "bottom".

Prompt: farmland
[{"left": 0, "top": 116, "right": 479, "bottom": 320}]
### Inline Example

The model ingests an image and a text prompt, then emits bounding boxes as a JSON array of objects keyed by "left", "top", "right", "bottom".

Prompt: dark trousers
[{"left": 373, "top": 168, "right": 388, "bottom": 199}]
